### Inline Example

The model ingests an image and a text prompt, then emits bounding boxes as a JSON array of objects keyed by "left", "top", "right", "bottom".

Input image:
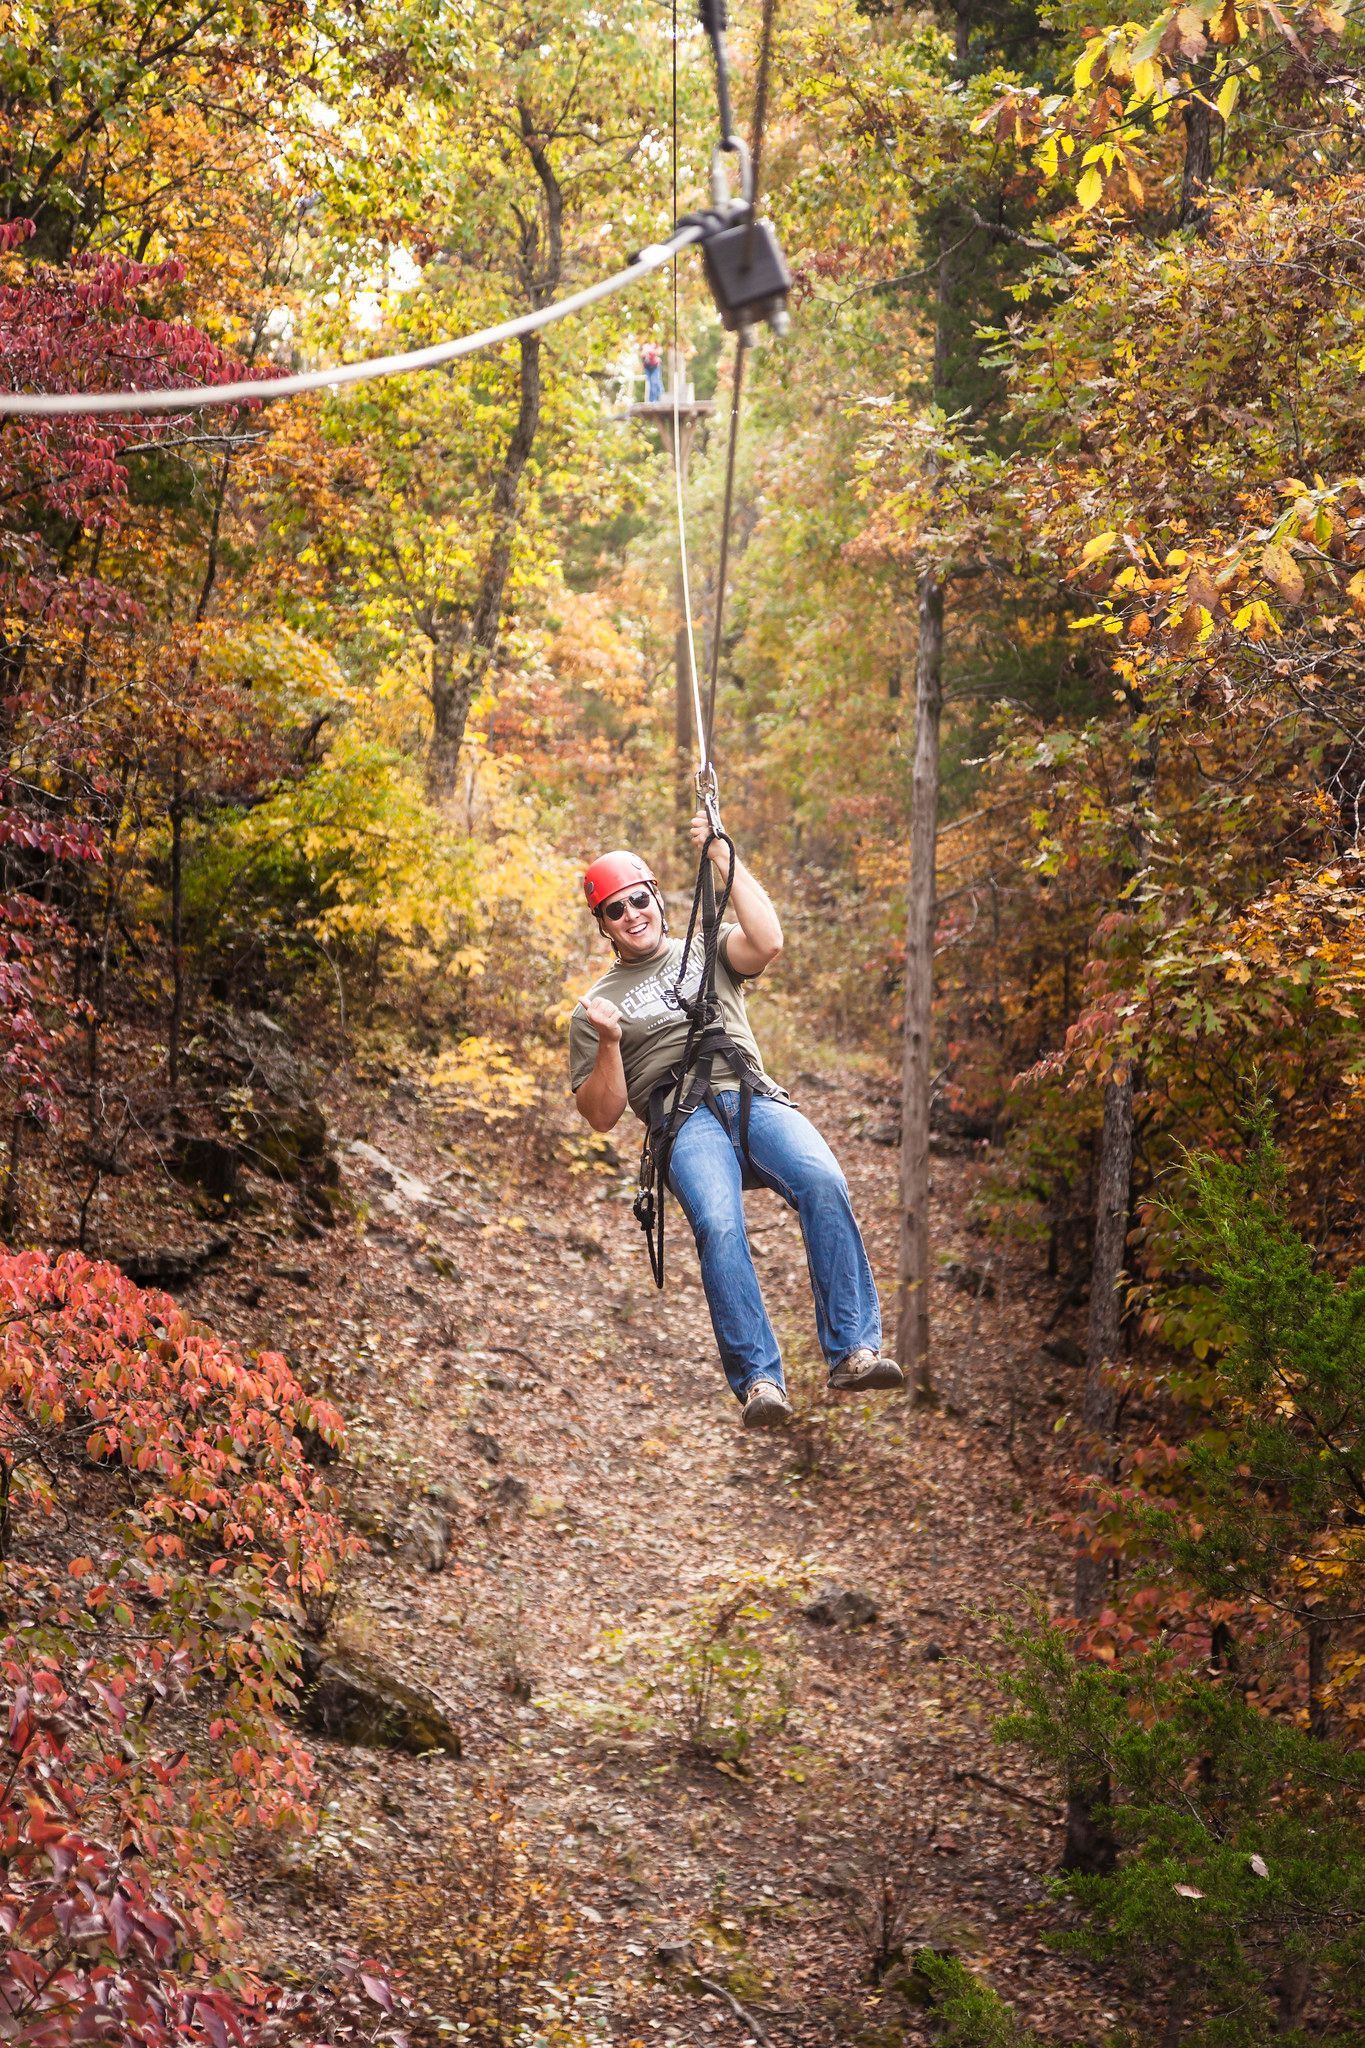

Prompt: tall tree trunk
[
  {"left": 65, "top": 525, "right": 105, "bottom": 1005},
  {"left": 896, "top": 567, "right": 944, "bottom": 1399},
  {"left": 1179, "top": 56, "right": 1216, "bottom": 227},
  {"left": 168, "top": 738, "right": 185, "bottom": 1096},
  {"left": 1064, "top": 703, "right": 1156, "bottom": 1872},
  {"left": 428, "top": 327, "right": 543, "bottom": 784},
  {"left": 88, "top": 772, "right": 129, "bottom": 1092},
  {"left": 953, "top": 0, "right": 973, "bottom": 71},
  {"left": 429, "top": 636, "right": 459, "bottom": 781},
  {"left": 1062, "top": 1071, "right": 1133, "bottom": 1876},
  {"left": 895, "top": 223, "right": 955, "bottom": 1399},
  {"left": 168, "top": 450, "right": 230, "bottom": 1092},
  {"left": 429, "top": 104, "right": 561, "bottom": 787},
  {"left": 1073, "top": 1067, "right": 1135, "bottom": 1622}
]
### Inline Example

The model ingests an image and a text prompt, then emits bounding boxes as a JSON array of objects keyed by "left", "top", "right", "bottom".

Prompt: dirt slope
[{"left": 191, "top": 1065, "right": 1113, "bottom": 2045}]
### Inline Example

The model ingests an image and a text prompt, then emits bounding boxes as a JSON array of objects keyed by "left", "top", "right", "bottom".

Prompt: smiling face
[{"left": 598, "top": 884, "right": 664, "bottom": 962}]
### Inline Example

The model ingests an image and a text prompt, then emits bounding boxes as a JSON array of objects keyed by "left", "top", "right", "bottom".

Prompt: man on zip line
[{"left": 569, "top": 813, "right": 904, "bottom": 1430}]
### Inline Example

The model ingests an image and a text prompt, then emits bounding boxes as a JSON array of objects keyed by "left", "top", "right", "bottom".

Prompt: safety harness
[{"left": 632, "top": 821, "right": 787, "bottom": 1289}]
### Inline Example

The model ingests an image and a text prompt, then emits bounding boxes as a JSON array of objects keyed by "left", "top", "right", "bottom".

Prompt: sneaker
[
  {"left": 742, "top": 1379, "right": 793, "bottom": 1430},
  {"left": 828, "top": 1348, "right": 906, "bottom": 1392}
]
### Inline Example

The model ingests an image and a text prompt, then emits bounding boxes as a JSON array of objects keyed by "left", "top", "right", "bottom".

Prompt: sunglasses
[{"left": 600, "top": 888, "right": 655, "bottom": 922}]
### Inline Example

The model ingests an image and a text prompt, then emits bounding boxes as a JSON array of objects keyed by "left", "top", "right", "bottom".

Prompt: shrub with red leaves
[
  {"left": 0, "top": 227, "right": 256, "bottom": 586},
  {"left": 0, "top": 227, "right": 264, "bottom": 1154},
  {"left": 0, "top": 1251, "right": 403, "bottom": 2045}
]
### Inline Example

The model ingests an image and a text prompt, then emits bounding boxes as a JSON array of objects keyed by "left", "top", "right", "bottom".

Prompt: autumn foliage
[
  {"left": 0, "top": 1249, "right": 401, "bottom": 2043},
  {"left": 2, "top": 0, "right": 1365, "bottom": 2038}
]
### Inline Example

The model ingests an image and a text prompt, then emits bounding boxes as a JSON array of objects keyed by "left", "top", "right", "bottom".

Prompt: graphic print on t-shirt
[{"left": 616, "top": 944, "right": 705, "bottom": 1035}]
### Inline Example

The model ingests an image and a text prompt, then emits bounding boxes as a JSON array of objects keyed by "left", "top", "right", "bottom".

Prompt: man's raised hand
[
  {"left": 689, "top": 809, "right": 728, "bottom": 866},
  {"left": 582, "top": 996, "right": 623, "bottom": 1044}
]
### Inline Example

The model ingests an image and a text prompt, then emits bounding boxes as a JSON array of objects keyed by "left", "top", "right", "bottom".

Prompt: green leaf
[{"left": 1132, "top": 13, "right": 1171, "bottom": 63}]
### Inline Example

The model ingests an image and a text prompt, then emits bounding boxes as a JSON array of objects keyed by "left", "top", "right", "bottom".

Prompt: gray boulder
[
  {"left": 297, "top": 1641, "right": 461, "bottom": 1755},
  {"left": 201, "top": 1008, "right": 336, "bottom": 1186},
  {"left": 803, "top": 1584, "right": 879, "bottom": 1629}
]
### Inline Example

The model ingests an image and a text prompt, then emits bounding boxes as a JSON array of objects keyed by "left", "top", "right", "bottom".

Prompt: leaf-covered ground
[{"left": 192, "top": 1059, "right": 1117, "bottom": 2044}]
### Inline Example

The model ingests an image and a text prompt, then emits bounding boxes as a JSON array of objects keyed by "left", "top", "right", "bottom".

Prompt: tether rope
[
  {"left": 0, "top": 226, "right": 704, "bottom": 418},
  {"left": 704, "top": 342, "right": 746, "bottom": 761},
  {"left": 701, "top": 0, "right": 778, "bottom": 759}
]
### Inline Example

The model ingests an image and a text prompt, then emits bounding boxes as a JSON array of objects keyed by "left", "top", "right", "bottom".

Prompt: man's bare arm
[
  {"left": 689, "top": 812, "right": 782, "bottom": 977},
  {"left": 574, "top": 997, "right": 629, "bottom": 1131}
]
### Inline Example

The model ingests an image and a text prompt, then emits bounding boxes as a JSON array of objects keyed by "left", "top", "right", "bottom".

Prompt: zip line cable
[
  {"left": 670, "top": 0, "right": 708, "bottom": 778},
  {"left": 0, "top": 226, "right": 704, "bottom": 419}
]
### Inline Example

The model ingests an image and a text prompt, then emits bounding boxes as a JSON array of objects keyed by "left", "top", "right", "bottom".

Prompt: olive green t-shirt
[{"left": 568, "top": 926, "right": 774, "bottom": 1125}]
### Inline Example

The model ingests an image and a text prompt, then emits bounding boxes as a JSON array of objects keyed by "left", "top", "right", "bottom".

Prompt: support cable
[
  {"left": 697, "top": 0, "right": 739, "bottom": 148},
  {"left": 0, "top": 226, "right": 704, "bottom": 418}
]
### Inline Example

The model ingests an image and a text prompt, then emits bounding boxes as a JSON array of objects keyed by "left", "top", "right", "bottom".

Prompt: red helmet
[{"left": 583, "top": 849, "right": 657, "bottom": 912}]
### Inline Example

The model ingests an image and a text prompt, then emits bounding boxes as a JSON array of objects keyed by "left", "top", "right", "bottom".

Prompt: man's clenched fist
[{"left": 582, "top": 996, "right": 623, "bottom": 1043}]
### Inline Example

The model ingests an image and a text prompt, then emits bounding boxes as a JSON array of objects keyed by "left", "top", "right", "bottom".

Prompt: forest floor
[{"left": 180, "top": 1047, "right": 1119, "bottom": 2047}]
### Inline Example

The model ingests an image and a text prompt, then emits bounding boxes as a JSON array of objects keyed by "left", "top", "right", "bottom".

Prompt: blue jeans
[
  {"left": 666, "top": 1092, "right": 882, "bottom": 1401},
  {"left": 644, "top": 364, "right": 664, "bottom": 402}
]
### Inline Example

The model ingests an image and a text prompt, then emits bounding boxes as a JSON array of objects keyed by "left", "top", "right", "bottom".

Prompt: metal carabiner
[{"left": 695, "top": 762, "right": 723, "bottom": 839}]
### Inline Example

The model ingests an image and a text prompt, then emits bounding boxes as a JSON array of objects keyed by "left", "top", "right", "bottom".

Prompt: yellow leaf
[
  {"left": 1216, "top": 74, "right": 1239, "bottom": 120},
  {"left": 1233, "top": 598, "right": 1282, "bottom": 639},
  {"left": 1261, "top": 543, "right": 1305, "bottom": 604},
  {"left": 1082, "top": 530, "right": 1119, "bottom": 564},
  {"left": 1076, "top": 165, "right": 1104, "bottom": 211},
  {"left": 1346, "top": 569, "right": 1365, "bottom": 615},
  {"left": 1074, "top": 38, "right": 1109, "bottom": 90}
]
